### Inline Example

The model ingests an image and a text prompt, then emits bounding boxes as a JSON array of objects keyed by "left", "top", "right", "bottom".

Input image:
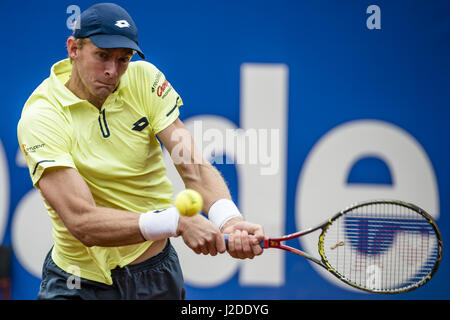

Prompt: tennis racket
[{"left": 224, "top": 199, "right": 443, "bottom": 294}]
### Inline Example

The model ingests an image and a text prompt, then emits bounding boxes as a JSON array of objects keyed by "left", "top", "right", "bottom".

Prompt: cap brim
[{"left": 90, "top": 34, "right": 145, "bottom": 59}]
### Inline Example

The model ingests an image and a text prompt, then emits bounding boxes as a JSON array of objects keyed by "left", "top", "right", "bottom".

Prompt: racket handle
[{"left": 223, "top": 234, "right": 266, "bottom": 249}]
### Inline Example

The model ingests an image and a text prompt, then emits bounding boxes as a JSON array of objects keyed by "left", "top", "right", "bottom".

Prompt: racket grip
[{"left": 223, "top": 234, "right": 265, "bottom": 249}]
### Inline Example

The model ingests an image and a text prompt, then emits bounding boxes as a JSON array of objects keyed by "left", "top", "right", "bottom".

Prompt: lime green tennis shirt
[{"left": 17, "top": 58, "right": 183, "bottom": 284}]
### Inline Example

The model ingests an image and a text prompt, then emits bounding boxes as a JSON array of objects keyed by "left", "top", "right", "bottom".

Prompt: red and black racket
[{"left": 225, "top": 199, "right": 443, "bottom": 294}]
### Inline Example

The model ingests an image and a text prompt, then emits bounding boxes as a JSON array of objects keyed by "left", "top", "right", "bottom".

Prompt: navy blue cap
[{"left": 73, "top": 3, "right": 145, "bottom": 59}]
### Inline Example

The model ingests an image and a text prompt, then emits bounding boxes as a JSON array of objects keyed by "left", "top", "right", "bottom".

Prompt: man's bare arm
[{"left": 38, "top": 167, "right": 145, "bottom": 247}]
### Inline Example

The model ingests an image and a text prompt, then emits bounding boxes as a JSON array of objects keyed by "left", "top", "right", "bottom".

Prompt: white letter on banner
[
  {"left": 296, "top": 120, "right": 439, "bottom": 291},
  {"left": 0, "top": 139, "right": 9, "bottom": 243},
  {"left": 239, "top": 64, "right": 288, "bottom": 286},
  {"left": 12, "top": 189, "right": 53, "bottom": 278}
]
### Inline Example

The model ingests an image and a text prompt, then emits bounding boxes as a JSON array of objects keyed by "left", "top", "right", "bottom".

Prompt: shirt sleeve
[
  {"left": 17, "top": 103, "right": 76, "bottom": 188},
  {"left": 134, "top": 61, "right": 184, "bottom": 134}
]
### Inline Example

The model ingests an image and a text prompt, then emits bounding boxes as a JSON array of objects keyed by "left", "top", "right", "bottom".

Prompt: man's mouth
[{"left": 97, "top": 81, "right": 116, "bottom": 87}]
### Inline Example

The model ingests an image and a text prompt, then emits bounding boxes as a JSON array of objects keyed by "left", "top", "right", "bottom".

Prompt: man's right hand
[{"left": 176, "top": 214, "right": 226, "bottom": 256}]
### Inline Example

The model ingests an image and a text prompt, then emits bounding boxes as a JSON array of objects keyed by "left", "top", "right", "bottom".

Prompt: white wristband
[
  {"left": 138, "top": 207, "right": 180, "bottom": 241},
  {"left": 208, "top": 199, "right": 243, "bottom": 230}
]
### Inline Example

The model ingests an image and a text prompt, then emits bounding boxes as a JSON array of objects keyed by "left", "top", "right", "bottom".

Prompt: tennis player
[{"left": 17, "top": 3, "right": 264, "bottom": 300}]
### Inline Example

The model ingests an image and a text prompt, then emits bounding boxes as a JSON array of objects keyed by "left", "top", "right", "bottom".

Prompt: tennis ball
[{"left": 175, "top": 189, "right": 203, "bottom": 217}]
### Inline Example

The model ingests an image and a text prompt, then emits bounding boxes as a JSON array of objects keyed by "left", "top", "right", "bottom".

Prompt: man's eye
[{"left": 98, "top": 52, "right": 107, "bottom": 59}]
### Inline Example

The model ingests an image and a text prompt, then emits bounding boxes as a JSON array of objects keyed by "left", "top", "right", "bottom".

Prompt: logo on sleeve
[
  {"left": 132, "top": 117, "right": 149, "bottom": 132},
  {"left": 151, "top": 73, "right": 172, "bottom": 99},
  {"left": 151, "top": 72, "right": 163, "bottom": 93},
  {"left": 157, "top": 79, "right": 171, "bottom": 98},
  {"left": 22, "top": 143, "right": 46, "bottom": 156}
]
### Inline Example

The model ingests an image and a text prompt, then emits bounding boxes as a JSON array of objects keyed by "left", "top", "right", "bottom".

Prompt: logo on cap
[{"left": 115, "top": 20, "right": 130, "bottom": 28}]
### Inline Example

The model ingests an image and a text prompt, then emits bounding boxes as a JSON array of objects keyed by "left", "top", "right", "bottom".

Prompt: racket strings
[{"left": 321, "top": 203, "right": 440, "bottom": 292}]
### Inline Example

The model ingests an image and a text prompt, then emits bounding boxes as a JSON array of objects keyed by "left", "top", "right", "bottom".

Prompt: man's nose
[{"left": 104, "top": 61, "right": 119, "bottom": 78}]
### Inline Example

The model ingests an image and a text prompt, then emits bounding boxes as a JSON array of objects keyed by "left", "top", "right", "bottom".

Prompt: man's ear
[{"left": 66, "top": 36, "right": 78, "bottom": 61}]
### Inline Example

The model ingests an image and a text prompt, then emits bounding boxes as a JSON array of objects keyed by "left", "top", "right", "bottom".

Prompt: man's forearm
[
  {"left": 68, "top": 206, "right": 145, "bottom": 247},
  {"left": 176, "top": 161, "right": 232, "bottom": 214}
]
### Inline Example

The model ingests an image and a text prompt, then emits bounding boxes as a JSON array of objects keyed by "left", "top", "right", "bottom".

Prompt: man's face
[{"left": 72, "top": 39, "right": 133, "bottom": 100}]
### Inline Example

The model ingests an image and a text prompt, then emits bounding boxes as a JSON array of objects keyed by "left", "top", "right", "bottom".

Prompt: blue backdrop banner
[{"left": 0, "top": 0, "right": 449, "bottom": 299}]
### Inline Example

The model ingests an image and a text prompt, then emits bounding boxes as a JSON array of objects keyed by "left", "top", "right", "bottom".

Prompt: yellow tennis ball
[{"left": 175, "top": 189, "right": 203, "bottom": 217}]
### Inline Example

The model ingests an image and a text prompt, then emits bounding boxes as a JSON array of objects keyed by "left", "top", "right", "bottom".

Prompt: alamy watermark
[
  {"left": 66, "top": 5, "right": 81, "bottom": 31},
  {"left": 169, "top": 121, "right": 280, "bottom": 176},
  {"left": 66, "top": 4, "right": 381, "bottom": 34},
  {"left": 66, "top": 265, "right": 81, "bottom": 290},
  {"left": 366, "top": 5, "right": 381, "bottom": 30}
]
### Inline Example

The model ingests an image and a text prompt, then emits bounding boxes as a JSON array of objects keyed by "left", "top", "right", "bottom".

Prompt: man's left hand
[{"left": 221, "top": 218, "right": 264, "bottom": 259}]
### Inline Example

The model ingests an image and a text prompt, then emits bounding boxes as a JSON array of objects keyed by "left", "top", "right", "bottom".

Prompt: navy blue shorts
[{"left": 37, "top": 240, "right": 185, "bottom": 300}]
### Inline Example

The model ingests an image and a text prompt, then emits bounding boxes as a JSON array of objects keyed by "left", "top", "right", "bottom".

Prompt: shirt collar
[{"left": 49, "top": 58, "right": 129, "bottom": 108}]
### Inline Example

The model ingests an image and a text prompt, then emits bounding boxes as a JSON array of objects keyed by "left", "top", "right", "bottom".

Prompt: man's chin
[{"left": 93, "top": 88, "right": 114, "bottom": 99}]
